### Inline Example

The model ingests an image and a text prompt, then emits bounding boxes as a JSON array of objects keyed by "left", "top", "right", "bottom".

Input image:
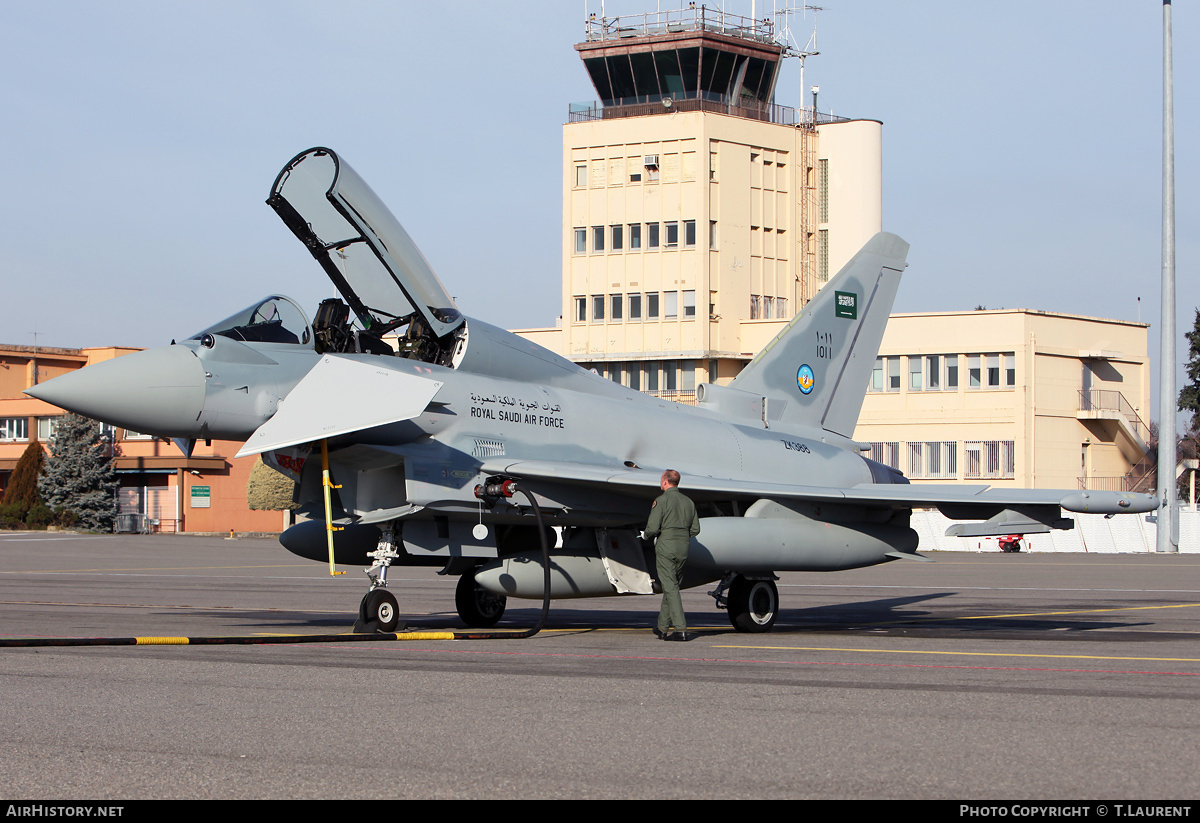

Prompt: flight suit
[{"left": 644, "top": 485, "right": 700, "bottom": 634}]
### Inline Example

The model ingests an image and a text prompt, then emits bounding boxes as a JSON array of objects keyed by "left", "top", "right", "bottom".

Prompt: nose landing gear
[{"left": 354, "top": 524, "right": 404, "bottom": 633}]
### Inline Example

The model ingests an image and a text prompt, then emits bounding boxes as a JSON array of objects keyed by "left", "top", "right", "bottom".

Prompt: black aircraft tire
[
  {"left": 362, "top": 589, "right": 399, "bottom": 632},
  {"left": 727, "top": 576, "right": 778, "bottom": 633},
  {"left": 456, "top": 570, "right": 507, "bottom": 628}
]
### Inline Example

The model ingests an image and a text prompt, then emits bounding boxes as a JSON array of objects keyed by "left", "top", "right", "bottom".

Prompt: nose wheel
[{"left": 357, "top": 588, "right": 401, "bottom": 633}]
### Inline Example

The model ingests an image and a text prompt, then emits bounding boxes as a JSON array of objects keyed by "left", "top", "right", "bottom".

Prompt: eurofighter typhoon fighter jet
[{"left": 28, "top": 147, "right": 1156, "bottom": 633}]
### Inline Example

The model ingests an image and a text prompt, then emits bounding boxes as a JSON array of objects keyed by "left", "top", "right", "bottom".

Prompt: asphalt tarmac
[{"left": 2, "top": 531, "right": 1199, "bottom": 800}]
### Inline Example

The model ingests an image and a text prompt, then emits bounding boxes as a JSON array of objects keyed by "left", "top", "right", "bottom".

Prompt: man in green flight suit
[{"left": 644, "top": 469, "right": 700, "bottom": 641}]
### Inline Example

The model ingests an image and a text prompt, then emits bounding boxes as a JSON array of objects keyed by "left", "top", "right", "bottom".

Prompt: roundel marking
[{"left": 797, "top": 364, "right": 815, "bottom": 395}]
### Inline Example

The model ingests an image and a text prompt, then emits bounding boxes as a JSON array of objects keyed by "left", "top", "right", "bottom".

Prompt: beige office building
[
  {"left": 854, "top": 310, "right": 1151, "bottom": 491},
  {"left": 515, "top": 7, "right": 1151, "bottom": 492}
]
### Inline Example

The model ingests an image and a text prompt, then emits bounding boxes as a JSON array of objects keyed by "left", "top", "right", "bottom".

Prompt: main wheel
[
  {"left": 727, "top": 576, "right": 778, "bottom": 633},
  {"left": 361, "top": 589, "right": 399, "bottom": 632},
  {"left": 456, "top": 569, "right": 507, "bottom": 628}
]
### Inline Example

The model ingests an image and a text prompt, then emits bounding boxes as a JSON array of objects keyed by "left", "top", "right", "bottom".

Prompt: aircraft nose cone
[{"left": 24, "top": 345, "right": 207, "bottom": 438}]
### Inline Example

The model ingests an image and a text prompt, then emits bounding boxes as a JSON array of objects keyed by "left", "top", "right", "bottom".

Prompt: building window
[
  {"left": 629, "top": 294, "right": 642, "bottom": 319},
  {"left": 870, "top": 441, "right": 901, "bottom": 470},
  {"left": 664, "top": 292, "right": 679, "bottom": 319},
  {"left": 646, "top": 362, "right": 659, "bottom": 391},
  {"left": 684, "top": 220, "right": 696, "bottom": 247},
  {"left": 870, "top": 357, "right": 902, "bottom": 392},
  {"left": 926, "top": 355, "right": 941, "bottom": 390},
  {"left": 908, "top": 441, "right": 958, "bottom": 479},
  {"left": 628, "top": 364, "right": 640, "bottom": 391},
  {"left": 665, "top": 222, "right": 679, "bottom": 248},
  {"left": 681, "top": 360, "right": 696, "bottom": 391},
  {"left": 647, "top": 223, "right": 660, "bottom": 249},
  {"left": 611, "top": 224, "right": 623, "bottom": 251},
  {"left": 869, "top": 358, "right": 884, "bottom": 392},
  {"left": 818, "top": 229, "right": 829, "bottom": 281},
  {"left": 710, "top": 221, "right": 717, "bottom": 249},
  {"left": 0, "top": 417, "right": 28, "bottom": 441},
  {"left": 819, "top": 158, "right": 829, "bottom": 222},
  {"left": 575, "top": 297, "right": 587, "bottom": 323},
  {"left": 965, "top": 441, "right": 1015, "bottom": 479},
  {"left": 683, "top": 291, "right": 696, "bottom": 318},
  {"left": 908, "top": 357, "right": 922, "bottom": 391},
  {"left": 574, "top": 228, "right": 586, "bottom": 255},
  {"left": 37, "top": 417, "right": 62, "bottom": 441},
  {"left": 610, "top": 294, "right": 623, "bottom": 321},
  {"left": 921, "top": 355, "right": 940, "bottom": 391},
  {"left": 967, "top": 353, "right": 1015, "bottom": 390},
  {"left": 750, "top": 295, "right": 761, "bottom": 320},
  {"left": 592, "top": 226, "right": 605, "bottom": 253},
  {"left": 904, "top": 355, "right": 956, "bottom": 392},
  {"left": 647, "top": 293, "right": 660, "bottom": 318},
  {"left": 663, "top": 360, "right": 677, "bottom": 391},
  {"left": 628, "top": 224, "right": 641, "bottom": 250},
  {"left": 575, "top": 164, "right": 587, "bottom": 188},
  {"left": 592, "top": 295, "right": 605, "bottom": 321}
]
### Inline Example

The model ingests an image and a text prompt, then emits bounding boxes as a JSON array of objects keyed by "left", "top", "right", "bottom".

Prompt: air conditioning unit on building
[{"left": 643, "top": 155, "right": 659, "bottom": 168}]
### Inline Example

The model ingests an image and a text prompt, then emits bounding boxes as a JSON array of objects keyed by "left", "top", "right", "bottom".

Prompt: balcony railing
[
  {"left": 569, "top": 95, "right": 850, "bottom": 127},
  {"left": 584, "top": 8, "right": 780, "bottom": 47},
  {"left": 1078, "top": 389, "right": 1149, "bottom": 444}
]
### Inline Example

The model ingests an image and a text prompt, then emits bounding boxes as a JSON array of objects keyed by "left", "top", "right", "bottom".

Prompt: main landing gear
[
  {"left": 455, "top": 568, "right": 507, "bottom": 627},
  {"left": 712, "top": 573, "right": 779, "bottom": 633}
]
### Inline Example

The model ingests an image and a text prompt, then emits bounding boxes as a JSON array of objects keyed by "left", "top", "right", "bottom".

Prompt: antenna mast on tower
[{"left": 773, "top": 3, "right": 822, "bottom": 123}]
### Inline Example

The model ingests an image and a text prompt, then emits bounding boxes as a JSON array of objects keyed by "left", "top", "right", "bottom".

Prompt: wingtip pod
[{"left": 1058, "top": 491, "right": 1158, "bottom": 515}]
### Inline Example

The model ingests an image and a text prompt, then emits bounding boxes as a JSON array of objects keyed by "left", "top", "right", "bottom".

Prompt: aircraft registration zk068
[{"left": 28, "top": 147, "right": 1157, "bottom": 634}]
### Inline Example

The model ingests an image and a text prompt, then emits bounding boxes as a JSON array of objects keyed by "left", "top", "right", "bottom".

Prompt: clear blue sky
[{"left": 2, "top": 1, "right": 1194, "bottom": 413}]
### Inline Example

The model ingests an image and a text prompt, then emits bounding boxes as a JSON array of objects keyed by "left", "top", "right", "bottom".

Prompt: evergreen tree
[
  {"left": 3, "top": 440, "right": 44, "bottom": 509},
  {"left": 1179, "top": 308, "right": 1200, "bottom": 428},
  {"left": 38, "top": 414, "right": 118, "bottom": 531}
]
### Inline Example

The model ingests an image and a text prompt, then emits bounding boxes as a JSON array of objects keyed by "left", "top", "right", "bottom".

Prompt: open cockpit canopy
[
  {"left": 267, "top": 148, "right": 463, "bottom": 343},
  {"left": 191, "top": 295, "right": 313, "bottom": 346}
]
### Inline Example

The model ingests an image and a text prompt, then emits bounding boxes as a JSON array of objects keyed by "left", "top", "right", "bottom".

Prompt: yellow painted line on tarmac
[{"left": 715, "top": 644, "right": 1200, "bottom": 664}]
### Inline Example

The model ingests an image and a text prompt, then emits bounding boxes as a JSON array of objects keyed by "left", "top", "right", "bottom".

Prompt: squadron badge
[{"left": 796, "top": 364, "right": 815, "bottom": 395}]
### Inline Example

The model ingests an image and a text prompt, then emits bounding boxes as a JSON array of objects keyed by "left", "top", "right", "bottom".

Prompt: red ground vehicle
[{"left": 998, "top": 535, "right": 1023, "bottom": 553}]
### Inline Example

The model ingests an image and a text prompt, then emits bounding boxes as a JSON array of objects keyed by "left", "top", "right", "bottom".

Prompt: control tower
[{"left": 551, "top": 6, "right": 882, "bottom": 399}]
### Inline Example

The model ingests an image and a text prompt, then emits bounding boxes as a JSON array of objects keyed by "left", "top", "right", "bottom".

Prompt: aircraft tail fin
[{"left": 728, "top": 232, "right": 908, "bottom": 438}]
